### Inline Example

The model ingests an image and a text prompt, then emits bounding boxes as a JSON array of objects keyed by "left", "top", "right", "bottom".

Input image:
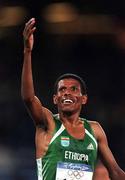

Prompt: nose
[{"left": 64, "top": 88, "right": 71, "bottom": 95}]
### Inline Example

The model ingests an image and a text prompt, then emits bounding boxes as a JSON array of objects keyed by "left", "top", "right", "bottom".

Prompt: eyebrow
[
  {"left": 58, "top": 85, "right": 79, "bottom": 90},
  {"left": 58, "top": 86, "right": 66, "bottom": 90}
]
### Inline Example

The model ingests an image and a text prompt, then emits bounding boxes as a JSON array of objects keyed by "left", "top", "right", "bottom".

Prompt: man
[{"left": 21, "top": 18, "right": 125, "bottom": 180}]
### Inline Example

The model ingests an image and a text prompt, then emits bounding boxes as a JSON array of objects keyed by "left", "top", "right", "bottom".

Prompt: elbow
[
  {"left": 21, "top": 93, "right": 34, "bottom": 104},
  {"left": 21, "top": 89, "right": 34, "bottom": 103}
]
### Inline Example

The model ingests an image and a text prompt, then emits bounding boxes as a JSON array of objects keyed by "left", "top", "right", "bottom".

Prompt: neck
[{"left": 59, "top": 111, "right": 81, "bottom": 125}]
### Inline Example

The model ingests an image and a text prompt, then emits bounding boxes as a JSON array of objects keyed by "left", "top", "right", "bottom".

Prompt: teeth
[{"left": 63, "top": 99, "right": 73, "bottom": 104}]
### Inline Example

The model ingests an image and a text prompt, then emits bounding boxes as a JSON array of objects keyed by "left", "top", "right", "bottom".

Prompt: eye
[
  {"left": 58, "top": 87, "right": 66, "bottom": 92},
  {"left": 71, "top": 86, "right": 78, "bottom": 91}
]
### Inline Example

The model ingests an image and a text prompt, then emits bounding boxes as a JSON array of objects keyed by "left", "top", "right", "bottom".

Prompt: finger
[
  {"left": 23, "top": 25, "right": 36, "bottom": 37},
  {"left": 23, "top": 27, "right": 36, "bottom": 41},
  {"left": 23, "top": 18, "right": 36, "bottom": 35},
  {"left": 24, "top": 21, "right": 35, "bottom": 35},
  {"left": 25, "top": 18, "right": 35, "bottom": 27},
  {"left": 27, "top": 27, "right": 36, "bottom": 38},
  {"left": 26, "top": 18, "right": 35, "bottom": 29}
]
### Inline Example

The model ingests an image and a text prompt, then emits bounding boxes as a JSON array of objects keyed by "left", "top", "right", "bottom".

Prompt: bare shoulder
[
  {"left": 88, "top": 120, "right": 106, "bottom": 140},
  {"left": 88, "top": 120, "right": 101, "bottom": 130}
]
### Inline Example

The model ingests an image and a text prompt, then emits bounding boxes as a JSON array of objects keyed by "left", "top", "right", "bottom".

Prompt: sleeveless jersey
[{"left": 36, "top": 114, "right": 98, "bottom": 180}]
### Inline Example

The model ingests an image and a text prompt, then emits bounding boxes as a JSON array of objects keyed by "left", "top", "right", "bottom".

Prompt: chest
[
  {"left": 63, "top": 123, "right": 85, "bottom": 139},
  {"left": 50, "top": 126, "right": 97, "bottom": 155}
]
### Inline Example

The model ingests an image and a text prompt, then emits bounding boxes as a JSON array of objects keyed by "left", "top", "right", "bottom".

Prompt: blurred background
[{"left": 0, "top": 0, "right": 125, "bottom": 179}]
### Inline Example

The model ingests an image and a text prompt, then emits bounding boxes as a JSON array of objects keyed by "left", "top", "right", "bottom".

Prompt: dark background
[{"left": 0, "top": 0, "right": 125, "bottom": 179}]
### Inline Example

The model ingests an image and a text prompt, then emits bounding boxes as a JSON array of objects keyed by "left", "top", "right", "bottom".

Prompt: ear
[
  {"left": 53, "top": 94, "right": 58, "bottom": 105},
  {"left": 82, "top": 95, "right": 88, "bottom": 105}
]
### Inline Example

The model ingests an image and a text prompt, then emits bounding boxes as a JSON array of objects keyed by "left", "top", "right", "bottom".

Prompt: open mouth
[{"left": 62, "top": 99, "right": 74, "bottom": 104}]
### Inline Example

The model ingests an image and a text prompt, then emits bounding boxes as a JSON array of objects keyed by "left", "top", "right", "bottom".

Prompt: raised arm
[
  {"left": 21, "top": 18, "right": 54, "bottom": 131},
  {"left": 92, "top": 122, "right": 125, "bottom": 180},
  {"left": 22, "top": 18, "right": 36, "bottom": 103}
]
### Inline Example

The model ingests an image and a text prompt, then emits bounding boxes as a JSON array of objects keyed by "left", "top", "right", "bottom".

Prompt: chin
[
  {"left": 62, "top": 110, "right": 73, "bottom": 116},
  {"left": 61, "top": 107, "right": 74, "bottom": 114}
]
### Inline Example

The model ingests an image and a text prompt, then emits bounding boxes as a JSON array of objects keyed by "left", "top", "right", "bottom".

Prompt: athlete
[{"left": 21, "top": 18, "right": 125, "bottom": 180}]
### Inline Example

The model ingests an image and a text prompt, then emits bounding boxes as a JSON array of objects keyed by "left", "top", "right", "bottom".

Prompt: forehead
[{"left": 58, "top": 78, "right": 81, "bottom": 87}]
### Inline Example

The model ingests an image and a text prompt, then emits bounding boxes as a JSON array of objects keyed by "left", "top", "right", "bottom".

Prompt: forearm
[
  {"left": 21, "top": 48, "right": 35, "bottom": 101},
  {"left": 109, "top": 168, "right": 125, "bottom": 180}
]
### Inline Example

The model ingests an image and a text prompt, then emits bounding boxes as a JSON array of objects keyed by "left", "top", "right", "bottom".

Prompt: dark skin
[
  {"left": 22, "top": 18, "right": 125, "bottom": 180},
  {"left": 93, "top": 161, "right": 110, "bottom": 180}
]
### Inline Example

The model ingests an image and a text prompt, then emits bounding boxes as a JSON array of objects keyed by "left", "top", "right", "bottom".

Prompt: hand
[{"left": 23, "top": 18, "right": 36, "bottom": 51}]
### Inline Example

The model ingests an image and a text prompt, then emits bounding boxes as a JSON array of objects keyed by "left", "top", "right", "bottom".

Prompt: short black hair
[{"left": 54, "top": 73, "right": 87, "bottom": 95}]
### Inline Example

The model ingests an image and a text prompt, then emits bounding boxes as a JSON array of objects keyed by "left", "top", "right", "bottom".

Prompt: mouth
[{"left": 62, "top": 98, "right": 74, "bottom": 105}]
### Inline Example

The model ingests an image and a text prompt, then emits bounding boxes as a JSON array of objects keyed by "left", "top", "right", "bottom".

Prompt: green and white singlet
[{"left": 36, "top": 114, "right": 98, "bottom": 180}]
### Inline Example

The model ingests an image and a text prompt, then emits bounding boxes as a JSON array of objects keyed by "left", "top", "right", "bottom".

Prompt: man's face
[{"left": 53, "top": 78, "right": 87, "bottom": 114}]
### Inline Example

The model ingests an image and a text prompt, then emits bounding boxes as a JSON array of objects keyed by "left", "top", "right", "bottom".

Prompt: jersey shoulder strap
[
  {"left": 53, "top": 114, "right": 62, "bottom": 131},
  {"left": 81, "top": 118, "right": 95, "bottom": 138}
]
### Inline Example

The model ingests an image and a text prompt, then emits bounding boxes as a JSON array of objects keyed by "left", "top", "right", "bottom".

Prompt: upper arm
[
  {"left": 91, "top": 121, "right": 122, "bottom": 178},
  {"left": 24, "top": 95, "right": 54, "bottom": 131}
]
